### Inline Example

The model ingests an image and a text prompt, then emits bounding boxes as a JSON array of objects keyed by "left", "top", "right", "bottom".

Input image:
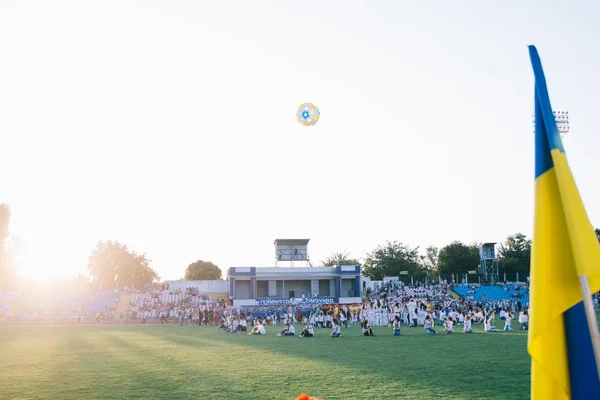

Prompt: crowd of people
[
  {"left": 123, "top": 287, "right": 227, "bottom": 325},
  {"left": 214, "top": 281, "right": 531, "bottom": 338},
  {"left": 0, "top": 281, "right": 542, "bottom": 335}
]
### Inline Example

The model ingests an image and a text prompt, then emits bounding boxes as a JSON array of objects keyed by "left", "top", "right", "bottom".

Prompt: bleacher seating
[
  {"left": 57, "top": 291, "right": 121, "bottom": 317},
  {"left": 453, "top": 284, "right": 529, "bottom": 304},
  {"left": 4, "top": 291, "right": 121, "bottom": 319}
]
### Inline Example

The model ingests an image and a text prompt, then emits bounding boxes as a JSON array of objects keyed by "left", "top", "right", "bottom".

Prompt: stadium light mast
[{"left": 533, "top": 110, "right": 570, "bottom": 138}]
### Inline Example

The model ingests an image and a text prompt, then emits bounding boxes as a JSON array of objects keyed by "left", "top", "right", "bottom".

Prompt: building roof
[{"left": 273, "top": 239, "right": 310, "bottom": 245}]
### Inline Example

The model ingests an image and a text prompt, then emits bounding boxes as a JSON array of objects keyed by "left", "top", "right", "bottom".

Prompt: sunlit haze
[{"left": 1, "top": 1, "right": 599, "bottom": 280}]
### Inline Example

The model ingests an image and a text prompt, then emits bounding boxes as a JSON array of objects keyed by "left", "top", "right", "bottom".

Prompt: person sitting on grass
[
  {"left": 504, "top": 311, "right": 513, "bottom": 331},
  {"left": 300, "top": 321, "right": 314, "bottom": 337},
  {"left": 424, "top": 315, "right": 437, "bottom": 334},
  {"left": 238, "top": 318, "right": 247, "bottom": 333},
  {"left": 519, "top": 310, "right": 529, "bottom": 330},
  {"left": 444, "top": 316, "right": 454, "bottom": 334},
  {"left": 277, "top": 322, "right": 295, "bottom": 336},
  {"left": 484, "top": 311, "right": 498, "bottom": 332},
  {"left": 230, "top": 318, "right": 238, "bottom": 334},
  {"left": 362, "top": 320, "right": 374, "bottom": 336},
  {"left": 463, "top": 314, "right": 473, "bottom": 333},
  {"left": 330, "top": 319, "right": 341, "bottom": 338},
  {"left": 248, "top": 319, "right": 266, "bottom": 335},
  {"left": 392, "top": 315, "right": 401, "bottom": 336}
]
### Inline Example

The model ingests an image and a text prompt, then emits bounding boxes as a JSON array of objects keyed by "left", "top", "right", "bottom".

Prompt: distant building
[{"left": 227, "top": 265, "right": 362, "bottom": 307}]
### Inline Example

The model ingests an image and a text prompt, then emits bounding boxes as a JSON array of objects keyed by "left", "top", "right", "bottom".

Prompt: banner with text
[{"left": 256, "top": 297, "right": 337, "bottom": 305}]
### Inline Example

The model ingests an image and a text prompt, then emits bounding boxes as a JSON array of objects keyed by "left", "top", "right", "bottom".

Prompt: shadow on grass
[
  {"left": 103, "top": 329, "right": 467, "bottom": 400},
  {"left": 0, "top": 324, "right": 531, "bottom": 400},
  {"left": 154, "top": 325, "right": 530, "bottom": 400}
]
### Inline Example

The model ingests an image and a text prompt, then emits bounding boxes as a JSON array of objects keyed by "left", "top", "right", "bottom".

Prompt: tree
[
  {"left": 437, "top": 241, "right": 480, "bottom": 276},
  {"left": 71, "top": 273, "right": 91, "bottom": 292},
  {"left": 184, "top": 260, "right": 222, "bottom": 280},
  {"left": 362, "top": 241, "right": 425, "bottom": 281},
  {"left": 422, "top": 246, "right": 439, "bottom": 274},
  {"left": 498, "top": 233, "right": 531, "bottom": 278},
  {"left": 87, "top": 240, "right": 158, "bottom": 290},
  {"left": 322, "top": 251, "right": 359, "bottom": 266}
]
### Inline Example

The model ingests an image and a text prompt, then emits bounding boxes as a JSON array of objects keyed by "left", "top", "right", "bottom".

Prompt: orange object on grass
[{"left": 296, "top": 394, "right": 322, "bottom": 400}]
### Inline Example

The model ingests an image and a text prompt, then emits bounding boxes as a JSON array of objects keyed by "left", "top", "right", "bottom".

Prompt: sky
[{"left": 1, "top": 1, "right": 600, "bottom": 281}]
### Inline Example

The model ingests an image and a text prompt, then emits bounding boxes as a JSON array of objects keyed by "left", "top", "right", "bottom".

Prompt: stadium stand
[
  {"left": 1, "top": 291, "right": 121, "bottom": 321},
  {"left": 453, "top": 284, "right": 529, "bottom": 304}
]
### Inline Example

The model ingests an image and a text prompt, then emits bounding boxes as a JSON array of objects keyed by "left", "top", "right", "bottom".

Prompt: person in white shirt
[
  {"left": 375, "top": 304, "right": 384, "bottom": 327},
  {"left": 407, "top": 300, "right": 417, "bottom": 327},
  {"left": 499, "top": 309, "right": 507, "bottom": 321},
  {"left": 339, "top": 312, "right": 348, "bottom": 329},
  {"left": 238, "top": 318, "right": 247, "bottom": 332},
  {"left": 392, "top": 316, "right": 401, "bottom": 336},
  {"left": 300, "top": 322, "right": 314, "bottom": 337},
  {"left": 519, "top": 310, "right": 529, "bottom": 330},
  {"left": 504, "top": 312, "right": 513, "bottom": 331},
  {"left": 393, "top": 304, "right": 401, "bottom": 320},
  {"left": 248, "top": 319, "right": 266, "bottom": 335},
  {"left": 484, "top": 312, "right": 498, "bottom": 332},
  {"left": 444, "top": 317, "right": 454, "bottom": 334},
  {"left": 438, "top": 310, "right": 446, "bottom": 327},
  {"left": 277, "top": 322, "right": 295, "bottom": 336},
  {"left": 330, "top": 319, "right": 341, "bottom": 337},
  {"left": 325, "top": 314, "right": 333, "bottom": 328},
  {"left": 463, "top": 315, "right": 473, "bottom": 333},
  {"left": 424, "top": 315, "right": 437, "bottom": 334},
  {"left": 449, "top": 309, "right": 457, "bottom": 322}
]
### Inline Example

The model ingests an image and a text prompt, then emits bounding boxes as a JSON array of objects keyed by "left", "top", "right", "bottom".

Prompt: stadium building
[{"left": 227, "top": 265, "right": 362, "bottom": 307}]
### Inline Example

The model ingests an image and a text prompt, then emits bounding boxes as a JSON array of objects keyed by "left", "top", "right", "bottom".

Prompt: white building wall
[{"left": 164, "top": 280, "right": 229, "bottom": 293}]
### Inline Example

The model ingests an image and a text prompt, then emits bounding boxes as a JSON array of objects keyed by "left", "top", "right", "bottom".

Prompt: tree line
[
  {"left": 86, "top": 241, "right": 223, "bottom": 289},
  {"left": 2, "top": 202, "right": 600, "bottom": 289},
  {"left": 350, "top": 234, "right": 532, "bottom": 282},
  {"left": 328, "top": 230, "right": 600, "bottom": 282}
]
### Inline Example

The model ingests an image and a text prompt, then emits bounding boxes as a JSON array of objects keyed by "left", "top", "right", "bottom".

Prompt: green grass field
[{"left": 0, "top": 321, "right": 530, "bottom": 400}]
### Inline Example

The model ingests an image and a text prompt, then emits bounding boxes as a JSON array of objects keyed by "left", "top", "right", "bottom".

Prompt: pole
[{"left": 578, "top": 275, "right": 600, "bottom": 380}]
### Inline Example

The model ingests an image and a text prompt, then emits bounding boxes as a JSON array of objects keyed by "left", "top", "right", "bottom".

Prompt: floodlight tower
[
  {"left": 478, "top": 243, "right": 499, "bottom": 284},
  {"left": 532, "top": 110, "right": 570, "bottom": 138}
]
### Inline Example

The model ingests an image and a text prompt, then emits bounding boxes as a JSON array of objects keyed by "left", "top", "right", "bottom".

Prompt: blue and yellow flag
[{"left": 528, "top": 45, "right": 600, "bottom": 400}]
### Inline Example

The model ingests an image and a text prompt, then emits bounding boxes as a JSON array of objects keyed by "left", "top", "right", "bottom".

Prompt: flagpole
[{"left": 578, "top": 274, "right": 600, "bottom": 380}]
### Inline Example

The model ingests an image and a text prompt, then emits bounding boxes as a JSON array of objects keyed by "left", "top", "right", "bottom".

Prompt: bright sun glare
[{"left": 15, "top": 238, "right": 78, "bottom": 281}]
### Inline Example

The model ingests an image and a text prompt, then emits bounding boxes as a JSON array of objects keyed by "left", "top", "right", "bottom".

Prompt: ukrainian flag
[{"left": 528, "top": 45, "right": 600, "bottom": 399}]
